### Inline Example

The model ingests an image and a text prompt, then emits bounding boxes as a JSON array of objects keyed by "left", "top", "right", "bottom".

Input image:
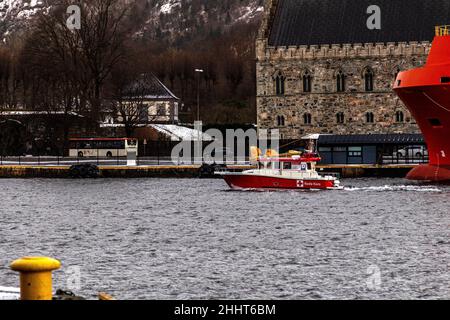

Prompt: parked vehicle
[
  {"left": 68, "top": 138, "right": 138, "bottom": 158},
  {"left": 396, "top": 146, "right": 428, "bottom": 158}
]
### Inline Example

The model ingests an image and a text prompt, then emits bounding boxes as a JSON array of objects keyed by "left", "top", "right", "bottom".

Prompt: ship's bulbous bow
[{"left": 407, "top": 164, "right": 450, "bottom": 182}]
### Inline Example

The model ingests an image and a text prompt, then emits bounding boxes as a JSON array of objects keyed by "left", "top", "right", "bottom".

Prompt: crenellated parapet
[{"left": 261, "top": 41, "right": 432, "bottom": 61}]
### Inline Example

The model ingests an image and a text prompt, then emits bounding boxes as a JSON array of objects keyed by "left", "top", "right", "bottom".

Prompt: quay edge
[
  {"left": 0, "top": 165, "right": 201, "bottom": 179},
  {"left": 0, "top": 164, "right": 417, "bottom": 179}
]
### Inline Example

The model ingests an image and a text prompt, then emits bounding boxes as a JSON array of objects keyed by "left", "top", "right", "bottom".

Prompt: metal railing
[
  {"left": 381, "top": 154, "right": 429, "bottom": 165},
  {"left": 435, "top": 25, "right": 450, "bottom": 36},
  {"left": 0, "top": 155, "right": 252, "bottom": 167}
]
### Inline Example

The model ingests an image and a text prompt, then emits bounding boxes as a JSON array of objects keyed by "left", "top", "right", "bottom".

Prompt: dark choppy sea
[{"left": 0, "top": 178, "right": 448, "bottom": 299}]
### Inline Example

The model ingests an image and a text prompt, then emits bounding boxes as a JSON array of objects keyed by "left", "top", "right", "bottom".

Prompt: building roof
[
  {"left": 150, "top": 124, "right": 213, "bottom": 141},
  {"left": 318, "top": 134, "right": 425, "bottom": 145},
  {"left": 123, "top": 74, "right": 179, "bottom": 101},
  {"left": 99, "top": 123, "right": 214, "bottom": 141},
  {"left": 268, "top": 0, "right": 450, "bottom": 46},
  {"left": 0, "top": 111, "right": 84, "bottom": 117}
]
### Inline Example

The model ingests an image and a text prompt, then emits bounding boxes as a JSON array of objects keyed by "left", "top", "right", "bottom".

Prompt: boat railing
[
  {"left": 435, "top": 25, "right": 450, "bottom": 36},
  {"left": 318, "top": 171, "right": 341, "bottom": 179}
]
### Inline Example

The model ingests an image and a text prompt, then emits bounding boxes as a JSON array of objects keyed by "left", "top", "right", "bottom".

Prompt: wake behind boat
[{"left": 216, "top": 148, "right": 342, "bottom": 190}]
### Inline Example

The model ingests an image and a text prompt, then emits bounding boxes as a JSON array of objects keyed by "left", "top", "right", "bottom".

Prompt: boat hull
[
  {"left": 394, "top": 35, "right": 450, "bottom": 182},
  {"left": 221, "top": 174, "right": 336, "bottom": 190}
]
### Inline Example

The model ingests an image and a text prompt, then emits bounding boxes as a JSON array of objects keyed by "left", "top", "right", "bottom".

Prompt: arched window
[
  {"left": 274, "top": 72, "right": 285, "bottom": 95},
  {"left": 336, "top": 112, "right": 345, "bottom": 124},
  {"left": 366, "top": 112, "right": 375, "bottom": 123},
  {"left": 277, "top": 115, "right": 285, "bottom": 127},
  {"left": 364, "top": 68, "right": 374, "bottom": 91},
  {"left": 336, "top": 70, "right": 346, "bottom": 92},
  {"left": 395, "top": 110, "right": 404, "bottom": 123},
  {"left": 303, "top": 70, "right": 312, "bottom": 92},
  {"left": 303, "top": 113, "right": 312, "bottom": 124}
]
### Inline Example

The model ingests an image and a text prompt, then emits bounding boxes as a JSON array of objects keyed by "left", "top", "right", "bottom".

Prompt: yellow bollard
[{"left": 10, "top": 256, "right": 61, "bottom": 300}]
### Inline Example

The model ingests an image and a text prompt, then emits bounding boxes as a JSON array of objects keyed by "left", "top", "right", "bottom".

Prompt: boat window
[
  {"left": 283, "top": 162, "right": 292, "bottom": 170},
  {"left": 307, "top": 163, "right": 312, "bottom": 170}
]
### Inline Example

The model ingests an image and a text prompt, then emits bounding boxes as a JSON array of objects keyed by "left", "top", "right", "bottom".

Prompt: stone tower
[{"left": 255, "top": 0, "right": 450, "bottom": 139}]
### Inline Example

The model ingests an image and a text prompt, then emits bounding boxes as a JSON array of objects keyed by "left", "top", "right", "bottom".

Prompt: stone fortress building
[{"left": 256, "top": 0, "right": 450, "bottom": 139}]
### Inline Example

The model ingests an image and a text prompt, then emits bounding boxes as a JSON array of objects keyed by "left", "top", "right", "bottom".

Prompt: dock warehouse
[{"left": 317, "top": 134, "right": 427, "bottom": 165}]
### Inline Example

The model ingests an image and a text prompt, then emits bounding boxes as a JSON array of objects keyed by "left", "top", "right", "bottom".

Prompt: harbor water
[{"left": 0, "top": 178, "right": 448, "bottom": 299}]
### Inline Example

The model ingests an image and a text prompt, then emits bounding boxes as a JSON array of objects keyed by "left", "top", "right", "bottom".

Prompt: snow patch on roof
[{"left": 151, "top": 124, "right": 213, "bottom": 141}]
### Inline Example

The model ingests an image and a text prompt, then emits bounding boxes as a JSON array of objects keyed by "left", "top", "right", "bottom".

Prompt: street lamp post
[
  {"left": 195, "top": 69, "right": 204, "bottom": 164},
  {"left": 195, "top": 69, "right": 204, "bottom": 122}
]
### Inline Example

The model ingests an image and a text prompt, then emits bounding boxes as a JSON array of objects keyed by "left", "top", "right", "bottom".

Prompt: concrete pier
[
  {"left": 0, "top": 164, "right": 416, "bottom": 179},
  {"left": 0, "top": 165, "right": 202, "bottom": 178}
]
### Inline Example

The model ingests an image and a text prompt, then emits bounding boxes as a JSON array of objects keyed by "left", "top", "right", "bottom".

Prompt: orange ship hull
[{"left": 394, "top": 35, "right": 450, "bottom": 182}]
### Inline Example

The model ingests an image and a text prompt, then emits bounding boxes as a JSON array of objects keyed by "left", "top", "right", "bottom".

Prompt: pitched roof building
[
  {"left": 256, "top": 0, "right": 450, "bottom": 139},
  {"left": 110, "top": 73, "right": 180, "bottom": 126}
]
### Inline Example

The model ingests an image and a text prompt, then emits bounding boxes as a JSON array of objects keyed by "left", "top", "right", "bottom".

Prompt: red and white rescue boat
[{"left": 216, "top": 153, "right": 342, "bottom": 190}]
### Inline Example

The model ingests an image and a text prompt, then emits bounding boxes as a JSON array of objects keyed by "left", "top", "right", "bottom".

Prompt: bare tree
[
  {"left": 26, "top": 0, "right": 136, "bottom": 122},
  {"left": 110, "top": 70, "right": 163, "bottom": 137}
]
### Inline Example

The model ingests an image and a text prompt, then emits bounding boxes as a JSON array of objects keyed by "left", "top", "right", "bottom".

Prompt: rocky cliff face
[{"left": 0, "top": 0, "right": 264, "bottom": 43}]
